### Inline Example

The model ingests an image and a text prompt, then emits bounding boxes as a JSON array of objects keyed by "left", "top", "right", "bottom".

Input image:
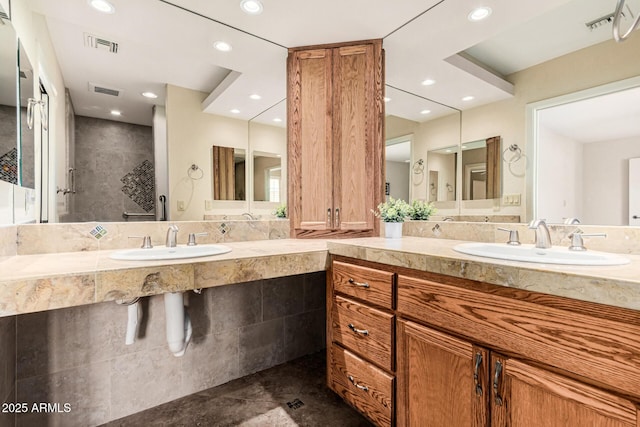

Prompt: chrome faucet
[
  {"left": 165, "top": 224, "right": 179, "bottom": 247},
  {"left": 528, "top": 219, "right": 552, "bottom": 249},
  {"left": 563, "top": 217, "right": 581, "bottom": 225},
  {"left": 241, "top": 212, "right": 256, "bottom": 220}
]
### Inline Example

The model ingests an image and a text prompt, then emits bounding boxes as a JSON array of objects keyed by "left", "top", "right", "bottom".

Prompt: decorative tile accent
[
  {"left": 0, "top": 148, "right": 18, "bottom": 184},
  {"left": 89, "top": 224, "right": 108, "bottom": 240},
  {"left": 120, "top": 160, "right": 155, "bottom": 212},
  {"left": 217, "top": 222, "right": 230, "bottom": 236}
]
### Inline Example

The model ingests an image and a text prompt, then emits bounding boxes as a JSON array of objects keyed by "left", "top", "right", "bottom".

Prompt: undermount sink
[
  {"left": 453, "top": 242, "right": 630, "bottom": 266},
  {"left": 110, "top": 244, "right": 232, "bottom": 261}
]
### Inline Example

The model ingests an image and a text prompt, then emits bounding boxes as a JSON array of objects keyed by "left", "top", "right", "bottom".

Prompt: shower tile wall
[
  {"left": 70, "top": 116, "right": 154, "bottom": 222},
  {"left": 0, "top": 105, "right": 18, "bottom": 185},
  {"left": 0, "top": 315, "right": 16, "bottom": 427},
  {"left": 14, "top": 272, "right": 326, "bottom": 426}
]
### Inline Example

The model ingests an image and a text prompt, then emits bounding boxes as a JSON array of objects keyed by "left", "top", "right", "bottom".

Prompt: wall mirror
[
  {"left": 531, "top": 78, "right": 640, "bottom": 226},
  {"left": 212, "top": 146, "right": 246, "bottom": 201},
  {"left": 384, "top": 85, "right": 461, "bottom": 209}
]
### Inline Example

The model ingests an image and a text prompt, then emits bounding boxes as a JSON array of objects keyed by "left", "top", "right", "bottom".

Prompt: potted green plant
[
  {"left": 408, "top": 199, "right": 437, "bottom": 221},
  {"left": 273, "top": 204, "right": 287, "bottom": 219},
  {"left": 372, "top": 197, "right": 411, "bottom": 238}
]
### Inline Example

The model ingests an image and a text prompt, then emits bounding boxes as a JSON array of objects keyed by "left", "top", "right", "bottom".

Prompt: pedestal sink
[
  {"left": 110, "top": 244, "right": 232, "bottom": 261},
  {"left": 453, "top": 242, "right": 630, "bottom": 266}
]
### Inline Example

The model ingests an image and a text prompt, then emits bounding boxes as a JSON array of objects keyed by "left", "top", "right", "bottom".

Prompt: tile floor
[{"left": 103, "top": 351, "right": 373, "bottom": 426}]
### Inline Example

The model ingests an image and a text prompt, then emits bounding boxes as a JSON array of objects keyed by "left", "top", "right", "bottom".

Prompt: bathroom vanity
[{"left": 326, "top": 238, "right": 640, "bottom": 427}]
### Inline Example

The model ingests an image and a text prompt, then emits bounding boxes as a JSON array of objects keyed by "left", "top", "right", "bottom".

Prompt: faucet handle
[
  {"left": 129, "top": 235, "right": 153, "bottom": 249},
  {"left": 568, "top": 230, "right": 606, "bottom": 251},
  {"left": 497, "top": 227, "right": 521, "bottom": 246},
  {"left": 187, "top": 232, "right": 208, "bottom": 246}
]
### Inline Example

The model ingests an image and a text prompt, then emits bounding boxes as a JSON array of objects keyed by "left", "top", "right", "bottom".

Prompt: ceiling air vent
[
  {"left": 88, "top": 82, "right": 123, "bottom": 97},
  {"left": 84, "top": 33, "right": 119, "bottom": 53}
]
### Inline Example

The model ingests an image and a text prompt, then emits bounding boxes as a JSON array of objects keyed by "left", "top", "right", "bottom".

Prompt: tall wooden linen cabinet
[{"left": 287, "top": 40, "right": 384, "bottom": 238}]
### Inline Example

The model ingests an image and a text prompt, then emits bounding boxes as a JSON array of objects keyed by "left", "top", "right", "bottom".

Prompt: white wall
[
  {"left": 583, "top": 136, "right": 640, "bottom": 225},
  {"left": 537, "top": 126, "right": 583, "bottom": 223}
]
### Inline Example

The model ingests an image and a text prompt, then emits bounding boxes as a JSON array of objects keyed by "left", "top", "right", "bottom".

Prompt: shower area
[{"left": 59, "top": 95, "right": 158, "bottom": 223}]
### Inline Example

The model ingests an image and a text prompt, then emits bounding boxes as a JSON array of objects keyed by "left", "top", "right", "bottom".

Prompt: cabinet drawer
[
  {"left": 329, "top": 344, "right": 393, "bottom": 427},
  {"left": 333, "top": 261, "right": 394, "bottom": 309},
  {"left": 332, "top": 296, "right": 394, "bottom": 371}
]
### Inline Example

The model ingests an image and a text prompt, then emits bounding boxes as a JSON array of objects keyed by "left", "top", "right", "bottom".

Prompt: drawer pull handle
[
  {"left": 473, "top": 353, "right": 483, "bottom": 396},
  {"left": 348, "top": 375, "right": 369, "bottom": 392},
  {"left": 348, "top": 278, "right": 370, "bottom": 288},
  {"left": 493, "top": 360, "right": 503, "bottom": 406},
  {"left": 347, "top": 323, "right": 369, "bottom": 336}
]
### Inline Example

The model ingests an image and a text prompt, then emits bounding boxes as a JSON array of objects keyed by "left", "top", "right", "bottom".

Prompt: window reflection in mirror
[
  {"left": 427, "top": 146, "right": 457, "bottom": 203},
  {"left": 253, "top": 152, "right": 282, "bottom": 202},
  {"left": 212, "top": 146, "right": 246, "bottom": 201},
  {"left": 461, "top": 136, "right": 501, "bottom": 201}
]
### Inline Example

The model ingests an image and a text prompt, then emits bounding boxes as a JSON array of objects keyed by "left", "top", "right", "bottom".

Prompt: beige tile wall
[
  {"left": 15, "top": 220, "right": 291, "bottom": 255},
  {"left": 0, "top": 225, "right": 16, "bottom": 257},
  {"left": 14, "top": 271, "right": 325, "bottom": 425}
]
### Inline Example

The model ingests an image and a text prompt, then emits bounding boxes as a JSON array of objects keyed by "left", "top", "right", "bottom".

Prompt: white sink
[
  {"left": 453, "top": 242, "right": 630, "bottom": 266},
  {"left": 110, "top": 244, "right": 232, "bottom": 261}
]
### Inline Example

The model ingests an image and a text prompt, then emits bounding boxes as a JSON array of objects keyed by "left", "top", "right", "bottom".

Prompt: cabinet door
[
  {"left": 332, "top": 43, "right": 382, "bottom": 233},
  {"left": 490, "top": 354, "right": 640, "bottom": 427},
  {"left": 397, "top": 320, "right": 489, "bottom": 427},
  {"left": 288, "top": 48, "right": 334, "bottom": 232}
]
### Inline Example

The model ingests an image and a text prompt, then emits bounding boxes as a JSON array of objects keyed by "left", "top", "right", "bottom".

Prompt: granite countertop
[
  {"left": 1, "top": 237, "right": 639, "bottom": 317},
  {"left": 328, "top": 237, "right": 640, "bottom": 311}
]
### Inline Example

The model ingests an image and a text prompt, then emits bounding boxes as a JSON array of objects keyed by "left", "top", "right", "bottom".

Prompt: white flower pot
[{"left": 384, "top": 222, "right": 403, "bottom": 238}]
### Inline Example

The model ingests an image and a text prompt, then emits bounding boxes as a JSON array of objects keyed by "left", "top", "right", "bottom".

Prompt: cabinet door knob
[
  {"left": 348, "top": 278, "right": 370, "bottom": 288},
  {"left": 348, "top": 375, "right": 369, "bottom": 392},
  {"left": 327, "top": 208, "right": 332, "bottom": 227},
  {"left": 347, "top": 323, "right": 369, "bottom": 336},
  {"left": 335, "top": 208, "right": 340, "bottom": 228}
]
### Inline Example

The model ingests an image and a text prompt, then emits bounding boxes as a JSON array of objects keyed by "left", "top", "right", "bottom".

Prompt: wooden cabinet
[
  {"left": 287, "top": 40, "right": 384, "bottom": 238},
  {"left": 327, "top": 256, "right": 640, "bottom": 427},
  {"left": 328, "top": 258, "right": 395, "bottom": 426},
  {"left": 396, "top": 320, "right": 489, "bottom": 427}
]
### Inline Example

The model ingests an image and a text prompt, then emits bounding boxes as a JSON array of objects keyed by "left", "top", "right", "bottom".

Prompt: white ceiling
[{"left": 24, "top": 0, "right": 633, "bottom": 128}]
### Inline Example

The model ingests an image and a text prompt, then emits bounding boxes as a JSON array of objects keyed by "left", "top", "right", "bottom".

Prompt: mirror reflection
[
  {"left": 461, "top": 136, "right": 501, "bottom": 201},
  {"left": 0, "top": 17, "right": 17, "bottom": 186},
  {"left": 253, "top": 152, "right": 281, "bottom": 203},
  {"left": 427, "top": 146, "right": 457, "bottom": 203},
  {"left": 212, "top": 146, "right": 246, "bottom": 201},
  {"left": 18, "top": 41, "right": 35, "bottom": 189},
  {"left": 385, "top": 137, "right": 411, "bottom": 201}
]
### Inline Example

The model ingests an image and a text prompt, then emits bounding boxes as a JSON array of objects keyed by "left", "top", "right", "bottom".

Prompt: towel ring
[
  {"left": 187, "top": 164, "right": 204, "bottom": 180},
  {"left": 502, "top": 144, "right": 522, "bottom": 164}
]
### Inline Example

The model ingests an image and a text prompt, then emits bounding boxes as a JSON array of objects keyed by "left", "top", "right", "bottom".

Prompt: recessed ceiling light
[
  {"left": 420, "top": 110, "right": 431, "bottom": 115},
  {"left": 404, "top": 160, "right": 410, "bottom": 163},
  {"left": 421, "top": 79, "right": 436, "bottom": 86},
  {"left": 384, "top": 97, "right": 391, "bottom": 102},
  {"left": 213, "top": 41, "right": 232, "bottom": 52},
  {"left": 462, "top": 145, "right": 468, "bottom": 149},
  {"left": 446, "top": 149, "right": 452, "bottom": 153},
  {"left": 141, "top": 92, "right": 158, "bottom": 99},
  {"left": 273, "top": 118, "right": 283, "bottom": 123},
  {"left": 88, "top": 0, "right": 115, "bottom": 14},
  {"left": 230, "top": 109, "right": 240, "bottom": 114},
  {"left": 462, "top": 95, "right": 475, "bottom": 101},
  {"left": 240, "top": 0, "right": 263, "bottom": 15},
  {"left": 468, "top": 6, "right": 492, "bottom": 22},
  {"left": 110, "top": 110, "right": 122, "bottom": 116},
  {"left": 249, "top": 94, "right": 261, "bottom": 100}
]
